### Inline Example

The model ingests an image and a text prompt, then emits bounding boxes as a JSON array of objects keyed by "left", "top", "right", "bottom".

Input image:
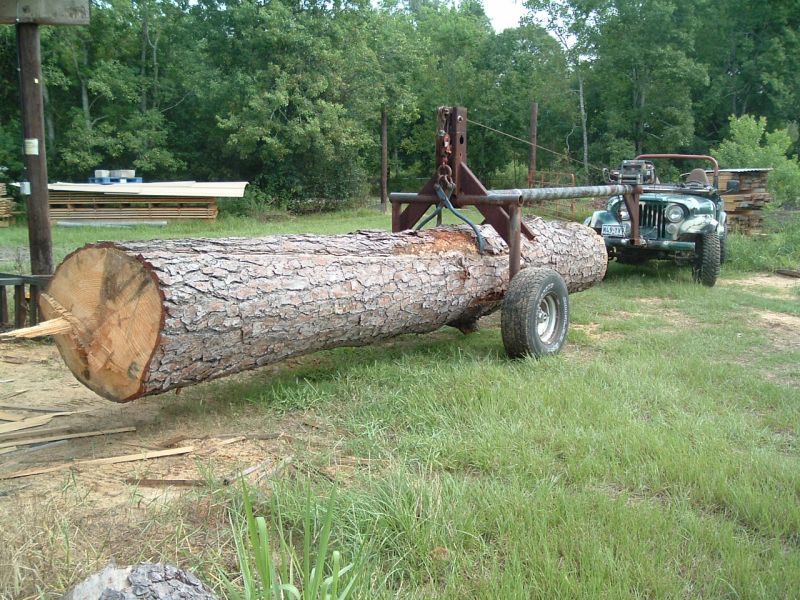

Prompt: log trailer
[{"left": 7, "top": 106, "right": 639, "bottom": 403}]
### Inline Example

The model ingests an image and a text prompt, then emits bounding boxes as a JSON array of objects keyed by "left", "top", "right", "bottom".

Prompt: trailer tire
[{"left": 501, "top": 268, "right": 569, "bottom": 358}]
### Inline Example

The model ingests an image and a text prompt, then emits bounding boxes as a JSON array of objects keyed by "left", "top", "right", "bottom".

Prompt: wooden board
[
  {"left": 0, "top": 0, "right": 90, "bottom": 25},
  {"left": 48, "top": 192, "right": 218, "bottom": 221},
  {"left": 0, "top": 446, "right": 195, "bottom": 480}
]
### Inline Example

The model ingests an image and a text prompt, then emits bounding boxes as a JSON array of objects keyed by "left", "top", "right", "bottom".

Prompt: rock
[{"left": 60, "top": 562, "right": 218, "bottom": 600}]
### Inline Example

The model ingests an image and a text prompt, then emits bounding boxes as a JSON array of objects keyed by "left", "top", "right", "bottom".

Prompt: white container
[{"left": 95, "top": 169, "right": 110, "bottom": 178}]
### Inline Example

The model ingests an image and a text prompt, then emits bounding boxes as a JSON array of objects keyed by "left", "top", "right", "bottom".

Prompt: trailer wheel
[{"left": 501, "top": 268, "right": 569, "bottom": 358}]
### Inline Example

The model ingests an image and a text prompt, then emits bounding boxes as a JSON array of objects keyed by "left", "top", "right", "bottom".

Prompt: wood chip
[
  {"left": 0, "top": 427, "right": 136, "bottom": 450},
  {"left": 0, "top": 356, "right": 25, "bottom": 365},
  {"left": 0, "top": 425, "right": 75, "bottom": 442},
  {"left": 213, "top": 436, "right": 246, "bottom": 447},
  {"left": 223, "top": 460, "right": 269, "bottom": 486},
  {"left": 0, "top": 402, "right": 68, "bottom": 413},
  {"left": 157, "top": 434, "right": 189, "bottom": 449},
  {"left": 125, "top": 477, "right": 204, "bottom": 488},
  {"left": 0, "top": 317, "right": 72, "bottom": 339},
  {"left": 0, "top": 411, "right": 25, "bottom": 422},
  {"left": 0, "top": 446, "right": 195, "bottom": 480},
  {"left": 0, "top": 390, "right": 30, "bottom": 402},
  {"left": 0, "top": 412, "right": 76, "bottom": 435},
  {"left": 255, "top": 456, "right": 293, "bottom": 484}
]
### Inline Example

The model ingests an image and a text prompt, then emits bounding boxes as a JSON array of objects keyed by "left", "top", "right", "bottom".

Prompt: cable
[{"left": 466, "top": 118, "right": 607, "bottom": 174}]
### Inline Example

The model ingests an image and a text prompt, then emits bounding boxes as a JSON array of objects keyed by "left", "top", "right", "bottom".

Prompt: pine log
[{"left": 37, "top": 218, "right": 606, "bottom": 403}]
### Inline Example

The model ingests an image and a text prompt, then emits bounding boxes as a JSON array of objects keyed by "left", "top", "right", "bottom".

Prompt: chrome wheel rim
[{"left": 537, "top": 294, "right": 558, "bottom": 343}]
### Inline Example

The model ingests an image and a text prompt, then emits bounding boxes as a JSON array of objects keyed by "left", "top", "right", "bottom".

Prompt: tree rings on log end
[{"left": 40, "top": 245, "right": 164, "bottom": 402}]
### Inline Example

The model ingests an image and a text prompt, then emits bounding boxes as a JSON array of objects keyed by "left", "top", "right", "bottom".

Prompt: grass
[
  {"left": 0, "top": 211, "right": 798, "bottom": 598},
  {"left": 726, "top": 210, "right": 800, "bottom": 272}
]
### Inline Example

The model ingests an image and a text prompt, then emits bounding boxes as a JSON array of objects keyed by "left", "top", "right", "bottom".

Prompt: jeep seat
[{"left": 686, "top": 168, "right": 709, "bottom": 186}]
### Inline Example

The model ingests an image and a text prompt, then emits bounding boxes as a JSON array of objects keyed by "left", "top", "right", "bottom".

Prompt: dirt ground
[{"left": 0, "top": 338, "right": 356, "bottom": 510}]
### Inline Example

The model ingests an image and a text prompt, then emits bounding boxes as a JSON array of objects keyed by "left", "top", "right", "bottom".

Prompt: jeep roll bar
[{"left": 635, "top": 154, "right": 719, "bottom": 189}]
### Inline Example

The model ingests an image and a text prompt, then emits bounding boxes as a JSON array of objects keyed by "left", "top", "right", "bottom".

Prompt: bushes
[{"left": 726, "top": 211, "right": 800, "bottom": 272}]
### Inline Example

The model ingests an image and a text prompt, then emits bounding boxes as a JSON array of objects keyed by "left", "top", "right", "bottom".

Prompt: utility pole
[
  {"left": 380, "top": 107, "right": 388, "bottom": 213},
  {"left": 1, "top": 1, "right": 91, "bottom": 275},
  {"left": 16, "top": 22, "right": 52, "bottom": 274},
  {"left": 527, "top": 101, "right": 538, "bottom": 188}
]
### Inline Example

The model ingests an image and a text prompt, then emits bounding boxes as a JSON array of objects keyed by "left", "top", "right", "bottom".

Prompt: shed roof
[{"left": 48, "top": 181, "right": 248, "bottom": 198}]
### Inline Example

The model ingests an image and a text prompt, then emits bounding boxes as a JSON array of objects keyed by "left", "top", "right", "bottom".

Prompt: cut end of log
[
  {"left": 40, "top": 245, "right": 164, "bottom": 402},
  {"left": 1, "top": 317, "right": 73, "bottom": 339}
]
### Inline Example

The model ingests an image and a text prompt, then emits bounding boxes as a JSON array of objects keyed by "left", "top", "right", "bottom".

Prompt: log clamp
[{"left": 390, "top": 106, "right": 530, "bottom": 279}]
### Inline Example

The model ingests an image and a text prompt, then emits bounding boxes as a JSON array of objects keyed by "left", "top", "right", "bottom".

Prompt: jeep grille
[{"left": 639, "top": 203, "right": 666, "bottom": 237}]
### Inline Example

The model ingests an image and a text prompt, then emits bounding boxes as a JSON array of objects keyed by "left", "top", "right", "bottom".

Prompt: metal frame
[
  {"left": 390, "top": 106, "right": 642, "bottom": 279},
  {"left": 0, "top": 272, "right": 51, "bottom": 328}
]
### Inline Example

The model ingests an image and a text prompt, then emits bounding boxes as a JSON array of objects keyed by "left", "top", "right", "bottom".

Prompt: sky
[{"left": 483, "top": 0, "right": 530, "bottom": 31}]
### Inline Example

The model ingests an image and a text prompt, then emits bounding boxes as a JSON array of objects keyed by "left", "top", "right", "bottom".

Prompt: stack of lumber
[
  {"left": 47, "top": 181, "right": 248, "bottom": 223},
  {"left": 715, "top": 169, "right": 772, "bottom": 234},
  {"left": 0, "top": 183, "right": 14, "bottom": 227}
]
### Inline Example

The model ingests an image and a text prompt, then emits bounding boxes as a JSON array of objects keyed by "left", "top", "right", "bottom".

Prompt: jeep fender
[
  {"left": 716, "top": 212, "right": 727, "bottom": 237},
  {"left": 681, "top": 214, "right": 719, "bottom": 235},
  {"left": 587, "top": 210, "right": 619, "bottom": 229}
]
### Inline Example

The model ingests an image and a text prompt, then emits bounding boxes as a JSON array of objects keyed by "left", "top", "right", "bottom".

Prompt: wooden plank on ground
[
  {"left": 0, "top": 411, "right": 25, "bottom": 422},
  {"left": 0, "top": 412, "right": 79, "bottom": 435},
  {"left": 0, "top": 425, "right": 75, "bottom": 442},
  {"left": 0, "top": 446, "right": 195, "bottom": 480},
  {"left": 0, "top": 426, "right": 135, "bottom": 449}
]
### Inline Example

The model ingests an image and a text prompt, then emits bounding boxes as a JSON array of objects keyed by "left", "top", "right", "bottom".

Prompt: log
[{"left": 31, "top": 218, "right": 606, "bottom": 403}]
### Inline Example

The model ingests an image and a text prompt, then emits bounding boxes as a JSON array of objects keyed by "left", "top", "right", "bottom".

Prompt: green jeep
[{"left": 585, "top": 154, "right": 727, "bottom": 287}]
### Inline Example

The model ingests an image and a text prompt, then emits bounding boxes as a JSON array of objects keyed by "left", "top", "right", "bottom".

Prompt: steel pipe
[{"left": 490, "top": 185, "right": 635, "bottom": 203}]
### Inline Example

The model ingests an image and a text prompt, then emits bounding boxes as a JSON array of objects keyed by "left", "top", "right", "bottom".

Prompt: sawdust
[
  {"left": 721, "top": 273, "right": 800, "bottom": 299},
  {"left": 570, "top": 322, "right": 623, "bottom": 342},
  {"left": 757, "top": 311, "right": 800, "bottom": 350}
]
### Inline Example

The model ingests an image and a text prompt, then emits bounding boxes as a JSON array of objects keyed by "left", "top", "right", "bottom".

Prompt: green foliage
[
  {"left": 713, "top": 115, "right": 800, "bottom": 207},
  {"left": 221, "top": 485, "right": 358, "bottom": 600},
  {"left": 726, "top": 211, "right": 800, "bottom": 272},
  {"left": 0, "top": 0, "right": 798, "bottom": 201}
]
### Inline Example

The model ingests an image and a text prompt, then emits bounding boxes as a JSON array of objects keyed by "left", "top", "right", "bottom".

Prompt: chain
[{"left": 436, "top": 110, "right": 456, "bottom": 191}]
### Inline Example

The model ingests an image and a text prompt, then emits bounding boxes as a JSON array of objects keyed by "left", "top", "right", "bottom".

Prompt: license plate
[{"left": 601, "top": 224, "right": 624, "bottom": 237}]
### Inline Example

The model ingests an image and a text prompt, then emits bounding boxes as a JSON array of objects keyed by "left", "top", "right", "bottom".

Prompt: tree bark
[{"left": 39, "top": 219, "right": 606, "bottom": 403}]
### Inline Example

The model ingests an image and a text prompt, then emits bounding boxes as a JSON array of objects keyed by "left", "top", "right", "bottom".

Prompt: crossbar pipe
[{"left": 490, "top": 184, "right": 636, "bottom": 202}]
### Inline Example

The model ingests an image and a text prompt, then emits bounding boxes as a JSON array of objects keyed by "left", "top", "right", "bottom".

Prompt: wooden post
[
  {"left": 527, "top": 101, "right": 538, "bottom": 189},
  {"left": 16, "top": 23, "right": 53, "bottom": 275},
  {"left": 380, "top": 107, "right": 388, "bottom": 213}
]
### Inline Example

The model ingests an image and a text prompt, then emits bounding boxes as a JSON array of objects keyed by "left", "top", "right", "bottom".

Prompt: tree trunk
[{"left": 37, "top": 219, "right": 606, "bottom": 403}]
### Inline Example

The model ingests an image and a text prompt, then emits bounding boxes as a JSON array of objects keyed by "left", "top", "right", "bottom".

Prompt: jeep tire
[
  {"left": 501, "top": 268, "right": 570, "bottom": 358},
  {"left": 693, "top": 232, "right": 721, "bottom": 287}
]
